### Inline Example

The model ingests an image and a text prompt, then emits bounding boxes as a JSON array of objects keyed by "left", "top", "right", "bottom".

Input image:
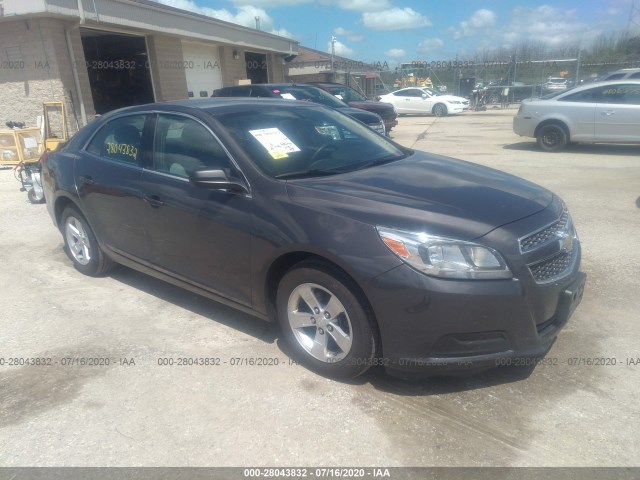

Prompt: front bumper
[{"left": 363, "top": 258, "right": 585, "bottom": 379}]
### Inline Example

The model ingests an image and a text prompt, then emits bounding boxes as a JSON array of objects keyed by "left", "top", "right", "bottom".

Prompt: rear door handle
[
  {"left": 143, "top": 194, "right": 164, "bottom": 208},
  {"left": 79, "top": 175, "right": 95, "bottom": 185},
  {"left": 601, "top": 110, "right": 615, "bottom": 116}
]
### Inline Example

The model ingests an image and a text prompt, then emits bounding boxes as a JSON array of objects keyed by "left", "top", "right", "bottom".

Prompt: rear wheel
[
  {"left": 61, "top": 206, "right": 114, "bottom": 276},
  {"left": 536, "top": 124, "right": 568, "bottom": 152},
  {"left": 277, "top": 262, "right": 378, "bottom": 378},
  {"left": 433, "top": 103, "right": 447, "bottom": 117}
]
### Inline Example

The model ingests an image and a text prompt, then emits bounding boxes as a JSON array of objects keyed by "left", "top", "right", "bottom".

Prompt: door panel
[
  {"left": 78, "top": 114, "right": 149, "bottom": 259},
  {"left": 595, "top": 84, "right": 640, "bottom": 142},
  {"left": 142, "top": 114, "right": 253, "bottom": 305}
]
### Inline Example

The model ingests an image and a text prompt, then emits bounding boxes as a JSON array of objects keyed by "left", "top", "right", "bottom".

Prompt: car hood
[
  {"left": 286, "top": 151, "right": 553, "bottom": 240},
  {"left": 336, "top": 107, "right": 382, "bottom": 124},
  {"left": 346, "top": 101, "right": 394, "bottom": 112}
]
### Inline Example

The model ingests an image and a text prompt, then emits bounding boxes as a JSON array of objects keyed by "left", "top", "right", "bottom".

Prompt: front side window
[
  {"left": 86, "top": 115, "right": 146, "bottom": 165},
  {"left": 152, "top": 114, "right": 232, "bottom": 178}
]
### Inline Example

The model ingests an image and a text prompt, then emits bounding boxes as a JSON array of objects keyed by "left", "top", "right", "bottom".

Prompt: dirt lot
[{"left": 1, "top": 108, "right": 639, "bottom": 467}]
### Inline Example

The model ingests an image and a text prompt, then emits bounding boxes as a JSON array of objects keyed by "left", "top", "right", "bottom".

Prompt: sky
[{"left": 156, "top": 0, "right": 636, "bottom": 64}]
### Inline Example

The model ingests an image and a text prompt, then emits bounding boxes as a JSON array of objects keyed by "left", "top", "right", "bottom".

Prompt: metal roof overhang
[{"left": 0, "top": 0, "right": 298, "bottom": 55}]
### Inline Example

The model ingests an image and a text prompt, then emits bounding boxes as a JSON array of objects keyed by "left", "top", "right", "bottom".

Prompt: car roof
[
  {"left": 218, "top": 83, "right": 321, "bottom": 89},
  {"left": 96, "top": 98, "right": 325, "bottom": 120}
]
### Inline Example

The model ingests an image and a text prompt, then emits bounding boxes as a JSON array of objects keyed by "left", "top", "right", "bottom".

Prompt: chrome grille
[
  {"left": 529, "top": 251, "right": 573, "bottom": 282},
  {"left": 520, "top": 208, "right": 570, "bottom": 252}
]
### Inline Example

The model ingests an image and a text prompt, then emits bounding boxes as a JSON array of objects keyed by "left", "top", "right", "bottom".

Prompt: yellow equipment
[
  {"left": 0, "top": 128, "right": 43, "bottom": 165},
  {"left": 43, "top": 101, "right": 68, "bottom": 151}
]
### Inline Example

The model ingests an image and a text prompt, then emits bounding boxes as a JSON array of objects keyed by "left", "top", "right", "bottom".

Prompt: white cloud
[
  {"left": 336, "top": 0, "right": 390, "bottom": 12},
  {"left": 450, "top": 9, "right": 496, "bottom": 39},
  {"left": 416, "top": 37, "right": 444, "bottom": 53},
  {"left": 362, "top": 7, "right": 431, "bottom": 31},
  {"left": 156, "top": 0, "right": 293, "bottom": 37},
  {"left": 334, "top": 27, "right": 364, "bottom": 42},
  {"left": 385, "top": 48, "right": 406, "bottom": 58},
  {"left": 328, "top": 39, "right": 356, "bottom": 57},
  {"left": 501, "top": 5, "right": 594, "bottom": 46}
]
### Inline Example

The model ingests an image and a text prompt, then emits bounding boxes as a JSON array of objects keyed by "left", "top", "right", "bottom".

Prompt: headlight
[{"left": 377, "top": 226, "right": 512, "bottom": 280}]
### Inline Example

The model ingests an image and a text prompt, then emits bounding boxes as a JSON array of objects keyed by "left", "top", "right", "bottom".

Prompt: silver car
[{"left": 513, "top": 80, "right": 640, "bottom": 151}]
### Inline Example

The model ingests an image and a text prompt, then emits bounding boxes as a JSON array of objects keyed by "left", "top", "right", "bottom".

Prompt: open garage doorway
[
  {"left": 80, "top": 28, "right": 155, "bottom": 114},
  {"left": 245, "top": 52, "right": 268, "bottom": 84}
]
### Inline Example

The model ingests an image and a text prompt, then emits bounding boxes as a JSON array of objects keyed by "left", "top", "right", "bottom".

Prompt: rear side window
[
  {"left": 86, "top": 115, "right": 146, "bottom": 165},
  {"left": 600, "top": 84, "right": 640, "bottom": 105},
  {"left": 629, "top": 72, "right": 640, "bottom": 79},
  {"left": 604, "top": 73, "right": 625, "bottom": 80},
  {"left": 561, "top": 87, "right": 602, "bottom": 103}
]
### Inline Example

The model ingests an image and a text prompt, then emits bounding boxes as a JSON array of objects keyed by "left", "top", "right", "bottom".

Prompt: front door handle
[
  {"left": 143, "top": 194, "right": 164, "bottom": 208},
  {"left": 601, "top": 110, "right": 615, "bottom": 116}
]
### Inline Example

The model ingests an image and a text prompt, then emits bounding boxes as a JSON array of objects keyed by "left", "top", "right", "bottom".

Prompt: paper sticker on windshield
[
  {"left": 249, "top": 128, "right": 301, "bottom": 159},
  {"left": 279, "top": 93, "right": 296, "bottom": 100}
]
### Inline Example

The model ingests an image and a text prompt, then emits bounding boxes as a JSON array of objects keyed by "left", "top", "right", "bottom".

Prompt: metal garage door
[{"left": 182, "top": 41, "right": 223, "bottom": 99}]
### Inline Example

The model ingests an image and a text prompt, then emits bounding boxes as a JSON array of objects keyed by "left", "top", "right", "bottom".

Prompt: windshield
[
  {"left": 275, "top": 86, "right": 349, "bottom": 109},
  {"left": 214, "top": 105, "right": 407, "bottom": 179},
  {"left": 326, "top": 86, "right": 368, "bottom": 102}
]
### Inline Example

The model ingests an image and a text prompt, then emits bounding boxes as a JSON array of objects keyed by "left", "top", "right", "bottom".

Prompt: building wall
[
  {"left": 0, "top": 18, "right": 91, "bottom": 135},
  {"left": 146, "top": 35, "right": 188, "bottom": 101}
]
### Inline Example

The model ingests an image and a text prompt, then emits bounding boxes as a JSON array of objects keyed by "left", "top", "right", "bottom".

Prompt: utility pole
[
  {"left": 330, "top": 36, "right": 336, "bottom": 82},
  {"left": 255, "top": 16, "right": 260, "bottom": 30}
]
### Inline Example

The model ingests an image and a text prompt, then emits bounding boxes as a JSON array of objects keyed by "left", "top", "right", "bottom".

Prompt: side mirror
[
  {"left": 421, "top": 93, "right": 428, "bottom": 99},
  {"left": 189, "top": 169, "right": 249, "bottom": 194}
]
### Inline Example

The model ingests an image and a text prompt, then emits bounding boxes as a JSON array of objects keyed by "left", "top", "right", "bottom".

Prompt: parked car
[
  {"left": 378, "top": 87, "right": 469, "bottom": 116},
  {"left": 43, "top": 99, "right": 585, "bottom": 379},
  {"left": 308, "top": 82, "right": 398, "bottom": 133},
  {"left": 212, "top": 83, "right": 385, "bottom": 135},
  {"left": 543, "top": 77, "right": 569, "bottom": 92},
  {"left": 599, "top": 68, "right": 640, "bottom": 81},
  {"left": 513, "top": 80, "right": 640, "bottom": 151}
]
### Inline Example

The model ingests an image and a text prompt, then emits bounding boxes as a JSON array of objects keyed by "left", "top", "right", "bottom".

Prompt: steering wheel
[{"left": 308, "top": 144, "right": 338, "bottom": 166}]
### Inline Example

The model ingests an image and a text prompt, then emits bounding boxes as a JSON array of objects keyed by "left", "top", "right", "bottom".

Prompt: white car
[
  {"left": 513, "top": 80, "right": 640, "bottom": 151},
  {"left": 378, "top": 87, "right": 469, "bottom": 116}
]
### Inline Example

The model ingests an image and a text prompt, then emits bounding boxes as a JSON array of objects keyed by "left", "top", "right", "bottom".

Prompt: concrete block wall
[
  {"left": 0, "top": 18, "right": 90, "bottom": 135},
  {"left": 146, "top": 35, "right": 188, "bottom": 102}
]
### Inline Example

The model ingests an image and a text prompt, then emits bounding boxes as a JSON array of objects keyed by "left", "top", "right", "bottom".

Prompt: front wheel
[
  {"left": 433, "top": 103, "right": 447, "bottom": 117},
  {"left": 277, "top": 262, "right": 378, "bottom": 378},
  {"left": 61, "top": 206, "right": 114, "bottom": 276},
  {"left": 536, "top": 124, "right": 568, "bottom": 152}
]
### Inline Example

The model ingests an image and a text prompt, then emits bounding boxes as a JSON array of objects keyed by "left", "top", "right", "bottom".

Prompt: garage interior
[
  {"left": 245, "top": 52, "right": 269, "bottom": 84},
  {"left": 80, "top": 28, "right": 155, "bottom": 114}
]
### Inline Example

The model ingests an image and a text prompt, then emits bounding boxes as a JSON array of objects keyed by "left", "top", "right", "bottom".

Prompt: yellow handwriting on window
[{"left": 106, "top": 142, "right": 138, "bottom": 160}]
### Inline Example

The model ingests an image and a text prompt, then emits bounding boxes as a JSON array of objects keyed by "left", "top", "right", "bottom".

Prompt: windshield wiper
[
  {"left": 274, "top": 168, "right": 341, "bottom": 180},
  {"left": 347, "top": 154, "right": 407, "bottom": 172}
]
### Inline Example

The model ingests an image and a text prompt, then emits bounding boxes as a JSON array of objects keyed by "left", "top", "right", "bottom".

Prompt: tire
[
  {"left": 61, "top": 206, "right": 114, "bottom": 276},
  {"left": 536, "top": 124, "right": 568, "bottom": 152},
  {"left": 433, "top": 103, "right": 447, "bottom": 117},
  {"left": 487, "top": 94, "right": 500, "bottom": 105},
  {"left": 277, "top": 261, "right": 378, "bottom": 379},
  {"left": 27, "top": 188, "right": 45, "bottom": 204}
]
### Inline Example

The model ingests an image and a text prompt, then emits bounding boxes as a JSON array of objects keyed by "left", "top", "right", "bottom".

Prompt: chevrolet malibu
[
  {"left": 514, "top": 80, "right": 640, "bottom": 151},
  {"left": 43, "top": 99, "right": 586, "bottom": 379}
]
